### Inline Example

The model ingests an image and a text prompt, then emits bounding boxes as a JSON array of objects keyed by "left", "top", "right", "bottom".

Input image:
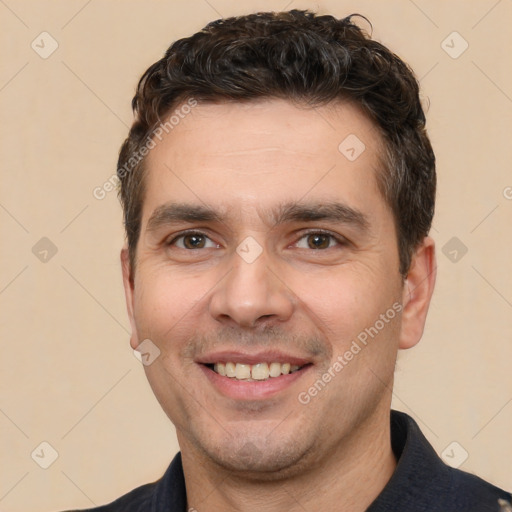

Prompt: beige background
[{"left": 1, "top": 0, "right": 511, "bottom": 510}]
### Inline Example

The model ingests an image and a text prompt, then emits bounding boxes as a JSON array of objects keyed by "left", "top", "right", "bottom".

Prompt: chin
[{"left": 196, "top": 429, "right": 316, "bottom": 480}]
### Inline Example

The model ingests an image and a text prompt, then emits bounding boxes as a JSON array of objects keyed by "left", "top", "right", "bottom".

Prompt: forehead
[{"left": 141, "top": 98, "right": 387, "bottom": 228}]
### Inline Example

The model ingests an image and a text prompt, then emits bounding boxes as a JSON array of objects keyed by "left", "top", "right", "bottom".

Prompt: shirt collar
[{"left": 151, "top": 410, "right": 510, "bottom": 512}]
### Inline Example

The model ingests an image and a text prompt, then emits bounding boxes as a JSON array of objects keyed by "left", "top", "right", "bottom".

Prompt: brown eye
[
  {"left": 168, "top": 232, "right": 217, "bottom": 249},
  {"left": 182, "top": 234, "right": 206, "bottom": 249},
  {"left": 307, "top": 234, "right": 331, "bottom": 249},
  {"left": 295, "top": 232, "right": 341, "bottom": 250}
]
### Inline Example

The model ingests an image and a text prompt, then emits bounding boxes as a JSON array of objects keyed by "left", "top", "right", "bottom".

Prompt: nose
[{"left": 209, "top": 246, "right": 295, "bottom": 329}]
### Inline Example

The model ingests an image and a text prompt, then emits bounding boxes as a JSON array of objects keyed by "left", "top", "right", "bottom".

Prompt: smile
[
  {"left": 210, "top": 362, "right": 304, "bottom": 381},
  {"left": 200, "top": 360, "right": 313, "bottom": 401}
]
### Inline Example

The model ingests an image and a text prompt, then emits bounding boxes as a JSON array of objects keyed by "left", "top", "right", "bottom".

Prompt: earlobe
[
  {"left": 121, "top": 246, "right": 140, "bottom": 350},
  {"left": 398, "top": 236, "right": 437, "bottom": 350}
]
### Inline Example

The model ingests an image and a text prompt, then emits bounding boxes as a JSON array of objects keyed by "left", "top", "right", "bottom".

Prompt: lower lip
[{"left": 199, "top": 364, "right": 312, "bottom": 400}]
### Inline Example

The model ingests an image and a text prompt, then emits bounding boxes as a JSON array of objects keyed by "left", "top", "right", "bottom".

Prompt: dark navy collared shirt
[{"left": 66, "top": 410, "right": 511, "bottom": 512}]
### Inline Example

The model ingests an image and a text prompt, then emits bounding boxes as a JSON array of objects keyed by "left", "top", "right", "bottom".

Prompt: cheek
[
  {"left": 132, "top": 268, "right": 201, "bottom": 341},
  {"left": 290, "top": 264, "right": 402, "bottom": 361}
]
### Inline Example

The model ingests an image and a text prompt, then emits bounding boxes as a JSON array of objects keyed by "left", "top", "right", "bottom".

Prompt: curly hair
[{"left": 117, "top": 9, "right": 436, "bottom": 278}]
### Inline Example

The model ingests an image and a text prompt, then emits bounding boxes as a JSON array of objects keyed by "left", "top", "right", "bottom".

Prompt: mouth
[
  {"left": 206, "top": 361, "right": 307, "bottom": 381},
  {"left": 197, "top": 352, "right": 313, "bottom": 400}
]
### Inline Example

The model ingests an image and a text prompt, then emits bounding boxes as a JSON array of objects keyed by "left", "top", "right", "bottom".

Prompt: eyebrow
[
  {"left": 270, "top": 201, "right": 369, "bottom": 231},
  {"left": 146, "top": 203, "right": 224, "bottom": 233},
  {"left": 145, "top": 200, "right": 370, "bottom": 234}
]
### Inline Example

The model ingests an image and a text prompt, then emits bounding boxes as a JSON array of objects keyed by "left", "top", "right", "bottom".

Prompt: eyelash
[{"left": 166, "top": 229, "right": 347, "bottom": 250}]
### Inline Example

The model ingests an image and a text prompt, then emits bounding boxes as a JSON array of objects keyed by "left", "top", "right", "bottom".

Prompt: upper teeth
[{"left": 213, "top": 362, "right": 301, "bottom": 381}]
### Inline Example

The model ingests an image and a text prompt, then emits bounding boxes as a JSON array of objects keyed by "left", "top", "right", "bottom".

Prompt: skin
[{"left": 121, "top": 99, "right": 436, "bottom": 511}]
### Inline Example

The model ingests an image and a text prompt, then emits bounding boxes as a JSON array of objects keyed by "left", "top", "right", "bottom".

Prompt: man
[{"left": 70, "top": 9, "right": 511, "bottom": 512}]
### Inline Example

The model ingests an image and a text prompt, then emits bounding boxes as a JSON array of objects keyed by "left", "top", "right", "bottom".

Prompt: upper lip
[{"left": 196, "top": 350, "right": 312, "bottom": 366}]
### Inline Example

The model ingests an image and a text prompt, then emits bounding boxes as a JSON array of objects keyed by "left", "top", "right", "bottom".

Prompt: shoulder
[
  {"left": 369, "top": 410, "right": 512, "bottom": 512},
  {"left": 59, "top": 452, "right": 187, "bottom": 512},
  {"left": 442, "top": 465, "right": 512, "bottom": 512}
]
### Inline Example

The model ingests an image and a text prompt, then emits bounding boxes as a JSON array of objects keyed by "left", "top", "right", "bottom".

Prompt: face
[{"left": 122, "top": 99, "right": 433, "bottom": 478}]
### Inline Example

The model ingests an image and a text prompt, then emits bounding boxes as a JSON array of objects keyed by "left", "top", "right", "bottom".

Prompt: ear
[
  {"left": 121, "top": 246, "right": 140, "bottom": 350},
  {"left": 399, "top": 236, "right": 436, "bottom": 350}
]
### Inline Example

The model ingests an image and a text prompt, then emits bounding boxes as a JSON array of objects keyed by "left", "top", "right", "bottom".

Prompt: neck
[{"left": 180, "top": 406, "right": 397, "bottom": 512}]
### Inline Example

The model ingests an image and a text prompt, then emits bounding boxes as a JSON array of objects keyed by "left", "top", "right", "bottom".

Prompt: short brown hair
[{"left": 117, "top": 9, "right": 436, "bottom": 278}]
